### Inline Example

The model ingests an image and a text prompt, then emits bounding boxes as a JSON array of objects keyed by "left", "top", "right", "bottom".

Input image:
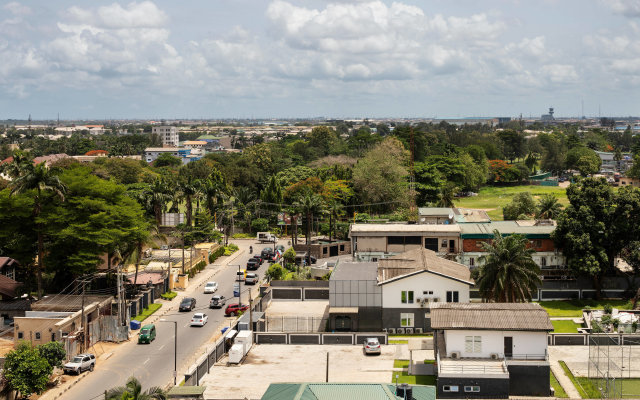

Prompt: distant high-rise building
[{"left": 152, "top": 126, "right": 179, "bottom": 147}]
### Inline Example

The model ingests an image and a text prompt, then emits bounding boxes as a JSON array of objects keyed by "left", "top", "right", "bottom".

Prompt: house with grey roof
[{"left": 431, "top": 302, "right": 552, "bottom": 399}]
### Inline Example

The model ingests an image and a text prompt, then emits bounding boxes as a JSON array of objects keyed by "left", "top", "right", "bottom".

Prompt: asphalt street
[{"left": 60, "top": 239, "right": 283, "bottom": 400}]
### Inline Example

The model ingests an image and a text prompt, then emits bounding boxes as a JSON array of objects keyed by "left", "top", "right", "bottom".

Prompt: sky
[{"left": 1, "top": 0, "right": 639, "bottom": 120}]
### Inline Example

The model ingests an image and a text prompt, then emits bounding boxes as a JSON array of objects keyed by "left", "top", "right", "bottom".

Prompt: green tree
[
  {"left": 37, "top": 341, "right": 66, "bottom": 368},
  {"left": 497, "top": 130, "right": 526, "bottom": 162},
  {"left": 502, "top": 192, "right": 535, "bottom": 220},
  {"left": 436, "top": 183, "right": 458, "bottom": 208},
  {"left": 266, "top": 263, "right": 285, "bottom": 280},
  {"left": 282, "top": 247, "right": 296, "bottom": 270},
  {"left": 535, "top": 194, "right": 563, "bottom": 219},
  {"left": 260, "top": 175, "right": 283, "bottom": 213},
  {"left": 105, "top": 376, "right": 167, "bottom": 400},
  {"left": 10, "top": 162, "right": 66, "bottom": 299},
  {"left": 414, "top": 162, "right": 445, "bottom": 205},
  {"left": 142, "top": 178, "right": 170, "bottom": 226},
  {"left": 178, "top": 174, "right": 200, "bottom": 227},
  {"left": 566, "top": 147, "right": 601, "bottom": 176},
  {"left": 308, "top": 126, "right": 339, "bottom": 156},
  {"left": 293, "top": 191, "right": 325, "bottom": 265},
  {"left": 154, "top": 153, "right": 181, "bottom": 168},
  {"left": 552, "top": 178, "right": 640, "bottom": 297},
  {"left": 4, "top": 341, "right": 52, "bottom": 397},
  {"left": 627, "top": 154, "right": 640, "bottom": 179},
  {"left": 475, "top": 230, "right": 542, "bottom": 302}
]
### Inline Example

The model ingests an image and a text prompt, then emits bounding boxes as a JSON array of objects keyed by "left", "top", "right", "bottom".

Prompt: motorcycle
[{"left": 249, "top": 246, "right": 253, "bottom": 254}]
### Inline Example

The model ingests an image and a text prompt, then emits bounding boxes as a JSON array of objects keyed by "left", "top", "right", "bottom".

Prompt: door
[
  {"left": 449, "top": 240, "right": 455, "bottom": 253},
  {"left": 504, "top": 336, "right": 513, "bottom": 358}
]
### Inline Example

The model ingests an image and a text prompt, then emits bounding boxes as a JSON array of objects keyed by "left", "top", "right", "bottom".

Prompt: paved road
[{"left": 60, "top": 239, "right": 283, "bottom": 399}]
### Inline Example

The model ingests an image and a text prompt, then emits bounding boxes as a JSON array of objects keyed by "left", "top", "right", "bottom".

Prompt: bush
[
  {"left": 208, "top": 246, "right": 225, "bottom": 263},
  {"left": 37, "top": 341, "right": 66, "bottom": 369},
  {"left": 266, "top": 263, "right": 285, "bottom": 281},
  {"left": 223, "top": 244, "right": 239, "bottom": 256},
  {"left": 604, "top": 304, "right": 613, "bottom": 315},
  {"left": 4, "top": 341, "right": 52, "bottom": 397},
  {"left": 232, "top": 233, "right": 254, "bottom": 239},
  {"left": 251, "top": 218, "right": 269, "bottom": 232},
  {"left": 161, "top": 291, "right": 177, "bottom": 300}
]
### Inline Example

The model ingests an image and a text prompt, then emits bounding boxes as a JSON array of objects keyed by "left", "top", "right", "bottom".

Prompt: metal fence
[
  {"left": 88, "top": 316, "right": 128, "bottom": 344},
  {"left": 588, "top": 333, "right": 640, "bottom": 398},
  {"left": 265, "top": 316, "right": 327, "bottom": 332}
]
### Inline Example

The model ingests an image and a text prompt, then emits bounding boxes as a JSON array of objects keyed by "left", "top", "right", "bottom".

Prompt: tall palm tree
[
  {"left": 294, "top": 192, "right": 325, "bottom": 266},
  {"left": 10, "top": 162, "right": 66, "bottom": 299},
  {"left": 535, "top": 194, "right": 563, "bottom": 220},
  {"left": 145, "top": 178, "right": 170, "bottom": 226},
  {"left": 178, "top": 176, "right": 199, "bottom": 227},
  {"left": 105, "top": 376, "right": 167, "bottom": 400},
  {"left": 326, "top": 201, "right": 343, "bottom": 241},
  {"left": 475, "top": 230, "right": 542, "bottom": 302},
  {"left": 436, "top": 183, "right": 458, "bottom": 208},
  {"left": 202, "top": 174, "right": 227, "bottom": 218}
]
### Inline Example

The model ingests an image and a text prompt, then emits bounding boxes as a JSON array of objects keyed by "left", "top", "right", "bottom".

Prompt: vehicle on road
[
  {"left": 257, "top": 232, "right": 277, "bottom": 243},
  {"left": 138, "top": 324, "right": 156, "bottom": 344},
  {"left": 251, "top": 255, "right": 264, "bottom": 265},
  {"left": 236, "top": 270, "right": 246, "bottom": 282},
  {"left": 233, "top": 283, "right": 240, "bottom": 297},
  {"left": 245, "top": 273, "right": 259, "bottom": 285},
  {"left": 225, "top": 303, "right": 249, "bottom": 316},
  {"left": 210, "top": 295, "right": 226, "bottom": 308},
  {"left": 190, "top": 313, "right": 208, "bottom": 327},
  {"left": 179, "top": 297, "right": 197, "bottom": 311},
  {"left": 261, "top": 247, "right": 273, "bottom": 258},
  {"left": 204, "top": 281, "right": 218, "bottom": 294},
  {"left": 63, "top": 354, "right": 96, "bottom": 374},
  {"left": 363, "top": 338, "right": 381, "bottom": 355},
  {"left": 246, "top": 259, "right": 259, "bottom": 271}
]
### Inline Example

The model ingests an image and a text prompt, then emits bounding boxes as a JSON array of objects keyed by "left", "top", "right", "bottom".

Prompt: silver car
[
  {"left": 363, "top": 338, "right": 381, "bottom": 355},
  {"left": 245, "top": 273, "right": 259, "bottom": 285},
  {"left": 63, "top": 353, "right": 96, "bottom": 374}
]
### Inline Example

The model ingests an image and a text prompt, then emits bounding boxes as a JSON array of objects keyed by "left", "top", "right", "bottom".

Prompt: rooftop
[
  {"left": 458, "top": 220, "right": 556, "bottom": 238},
  {"left": 430, "top": 303, "right": 553, "bottom": 331},
  {"left": 330, "top": 262, "right": 378, "bottom": 281},
  {"left": 418, "top": 207, "right": 453, "bottom": 217},
  {"left": 350, "top": 223, "right": 460, "bottom": 235},
  {"left": 261, "top": 383, "right": 436, "bottom": 400},
  {"left": 378, "top": 248, "right": 473, "bottom": 285}
]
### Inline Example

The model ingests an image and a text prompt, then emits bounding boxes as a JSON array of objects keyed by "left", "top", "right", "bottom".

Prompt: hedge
[
  {"left": 161, "top": 291, "right": 177, "bottom": 300},
  {"left": 208, "top": 246, "right": 225, "bottom": 263},
  {"left": 188, "top": 260, "right": 207, "bottom": 278}
]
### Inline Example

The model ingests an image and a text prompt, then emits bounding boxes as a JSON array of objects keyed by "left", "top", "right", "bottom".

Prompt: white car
[
  {"left": 63, "top": 353, "right": 96, "bottom": 374},
  {"left": 190, "top": 312, "right": 208, "bottom": 327},
  {"left": 204, "top": 281, "right": 218, "bottom": 294}
]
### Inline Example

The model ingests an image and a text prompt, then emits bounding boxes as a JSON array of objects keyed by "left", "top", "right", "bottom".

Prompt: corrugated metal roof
[
  {"left": 330, "top": 262, "right": 378, "bottom": 281},
  {"left": 308, "top": 384, "right": 395, "bottom": 400},
  {"left": 350, "top": 224, "right": 460, "bottom": 235},
  {"left": 430, "top": 303, "right": 553, "bottom": 331},
  {"left": 261, "top": 383, "right": 436, "bottom": 400},
  {"left": 378, "top": 248, "right": 473, "bottom": 285},
  {"left": 418, "top": 207, "right": 453, "bottom": 216},
  {"left": 458, "top": 221, "right": 555, "bottom": 238}
]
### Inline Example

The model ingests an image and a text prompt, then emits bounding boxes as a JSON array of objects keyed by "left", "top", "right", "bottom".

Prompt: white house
[
  {"left": 431, "top": 302, "right": 553, "bottom": 399},
  {"left": 378, "top": 248, "right": 474, "bottom": 332}
]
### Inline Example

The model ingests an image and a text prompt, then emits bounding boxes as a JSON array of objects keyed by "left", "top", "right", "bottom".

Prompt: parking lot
[{"left": 201, "top": 344, "right": 396, "bottom": 400}]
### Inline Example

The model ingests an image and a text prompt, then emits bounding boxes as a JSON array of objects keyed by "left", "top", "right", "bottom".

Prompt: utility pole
[
  {"left": 238, "top": 265, "right": 242, "bottom": 305},
  {"left": 249, "top": 296, "right": 253, "bottom": 331},
  {"left": 116, "top": 265, "right": 121, "bottom": 327},
  {"left": 80, "top": 280, "right": 87, "bottom": 351}
]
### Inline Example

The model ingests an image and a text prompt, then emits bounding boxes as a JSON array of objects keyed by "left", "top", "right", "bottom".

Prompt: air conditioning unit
[
  {"left": 490, "top": 353, "right": 500, "bottom": 360},
  {"left": 388, "top": 328, "right": 396, "bottom": 334},
  {"left": 397, "top": 328, "right": 405, "bottom": 334},
  {"left": 451, "top": 351, "right": 460, "bottom": 359},
  {"left": 415, "top": 328, "right": 423, "bottom": 334},
  {"left": 416, "top": 297, "right": 422, "bottom": 303},
  {"left": 406, "top": 328, "right": 414, "bottom": 334}
]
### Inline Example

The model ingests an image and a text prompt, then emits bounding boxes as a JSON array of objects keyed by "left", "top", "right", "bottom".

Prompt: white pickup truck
[{"left": 257, "top": 232, "right": 277, "bottom": 243}]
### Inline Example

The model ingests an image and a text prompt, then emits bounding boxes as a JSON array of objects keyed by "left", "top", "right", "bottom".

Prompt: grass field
[
  {"left": 552, "top": 320, "right": 583, "bottom": 333},
  {"left": 391, "top": 359, "right": 437, "bottom": 385},
  {"left": 550, "top": 370, "right": 569, "bottom": 398},
  {"left": 454, "top": 185, "right": 569, "bottom": 220},
  {"left": 538, "top": 300, "right": 633, "bottom": 317},
  {"left": 559, "top": 360, "right": 601, "bottom": 399}
]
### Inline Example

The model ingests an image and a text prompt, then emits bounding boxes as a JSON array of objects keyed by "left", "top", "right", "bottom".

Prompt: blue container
[
  {"left": 221, "top": 327, "right": 229, "bottom": 334},
  {"left": 130, "top": 320, "right": 141, "bottom": 330}
]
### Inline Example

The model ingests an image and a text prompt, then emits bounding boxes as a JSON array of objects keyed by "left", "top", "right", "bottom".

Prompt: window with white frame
[
  {"left": 400, "top": 313, "right": 414, "bottom": 327},
  {"left": 443, "top": 385, "right": 459, "bottom": 392},
  {"left": 446, "top": 291, "right": 459, "bottom": 302},
  {"left": 401, "top": 291, "right": 414, "bottom": 304},
  {"left": 464, "top": 386, "right": 480, "bottom": 393},
  {"left": 465, "top": 335, "right": 482, "bottom": 353}
]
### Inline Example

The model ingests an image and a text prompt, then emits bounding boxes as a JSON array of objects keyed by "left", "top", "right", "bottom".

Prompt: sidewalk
[{"left": 550, "top": 361, "right": 581, "bottom": 399}]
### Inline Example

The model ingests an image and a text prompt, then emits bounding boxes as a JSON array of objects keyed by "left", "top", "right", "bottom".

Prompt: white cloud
[
  {"left": 3, "top": 2, "right": 31, "bottom": 16},
  {"left": 606, "top": 0, "right": 640, "bottom": 18}
]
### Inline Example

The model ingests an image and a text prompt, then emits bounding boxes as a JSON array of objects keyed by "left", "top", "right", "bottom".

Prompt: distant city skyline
[{"left": 1, "top": 0, "right": 639, "bottom": 119}]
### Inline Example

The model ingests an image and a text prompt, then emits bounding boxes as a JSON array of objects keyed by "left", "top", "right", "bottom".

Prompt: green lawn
[
  {"left": 552, "top": 320, "right": 582, "bottom": 333},
  {"left": 559, "top": 360, "right": 601, "bottom": 399},
  {"left": 394, "top": 359, "right": 410, "bottom": 368},
  {"left": 550, "top": 370, "right": 569, "bottom": 398},
  {"left": 391, "top": 359, "right": 437, "bottom": 385},
  {"left": 133, "top": 303, "right": 162, "bottom": 322},
  {"left": 389, "top": 340, "right": 408, "bottom": 344},
  {"left": 454, "top": 185, "right": 569, "bottom": 220},
  {"left": 538, "top": 300, "right": 632, "bottom": 317},
  {"left": 620, "top": 379, "right": 640, "bottom": 397}
]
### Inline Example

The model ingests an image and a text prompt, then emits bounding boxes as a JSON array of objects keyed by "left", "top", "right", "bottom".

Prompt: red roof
[{"left": 126, "top": 272, "right": 165, "bottom": 285}]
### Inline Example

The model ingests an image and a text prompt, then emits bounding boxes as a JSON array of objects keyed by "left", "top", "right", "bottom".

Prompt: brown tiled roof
[
  {"left": 430, "top": 302, "right": 553, "bottom": 331},
  {"left": 377, "top": 248, "right": 473, "bottom": 285},
  {"left": 126, "top": 272, "right": 165, "bottom": 285},
  {"left": 0, "top": 274, "right": 21, "bottom": 299}
]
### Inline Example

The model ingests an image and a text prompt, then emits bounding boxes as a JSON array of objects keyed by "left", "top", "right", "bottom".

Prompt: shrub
[
  {"left": 266, "top": 263, "right": 285, "bottom": 281},
  {"left": 604, "top": 304, "right": 613, "bottom": 315},
  {"left": 208, "top": 246, "right": 225, "bottom": 263},
  {"left": 37, "top": 341, "right": 66, "bottom": 369},
  {"left": 223, "top": 244, "right": 239, "bottom": 256},
  {"left": 633, "top": 321, "right": 638, "bottom": 333},
  {"left": 251, "top": 218, "right": 269, "bottom": 232},
  {"left": 161, "top": 291, "right": 177, "bottom": 300}
]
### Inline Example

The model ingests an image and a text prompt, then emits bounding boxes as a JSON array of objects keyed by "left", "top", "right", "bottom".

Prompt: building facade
[{"left": 152, "top": 126, "right": 179, "bottom": 147}]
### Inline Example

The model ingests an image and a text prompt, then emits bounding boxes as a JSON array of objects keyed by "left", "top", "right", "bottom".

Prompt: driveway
[{"left": 201, "top": 344, "right": 396, "bottom": 400}]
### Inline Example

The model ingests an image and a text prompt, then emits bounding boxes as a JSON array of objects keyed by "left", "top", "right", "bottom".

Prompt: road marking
[
  {"left": 158, "top": 344, "right": 165, "bottom": 351},
  {"left": 143, "top": 358, "right": 150, "bottom": 365}
]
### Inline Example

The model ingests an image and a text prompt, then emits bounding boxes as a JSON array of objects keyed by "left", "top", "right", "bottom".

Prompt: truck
[{"left": 257, "top": 232, "right": 277, "bottom": 243}]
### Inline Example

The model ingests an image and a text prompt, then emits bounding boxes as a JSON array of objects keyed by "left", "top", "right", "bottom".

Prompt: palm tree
[
  {"left": 294, "top": 192, "right": 325, "bottom": 266},
  {"left": 475, "top": 230, "right": 542, "bottom": 302},
  {"left": 178, "top": 176, "right": 199, "bottom": 227},
  {"left": 436, "top": 183, "right": 458, "bottom": 208},
  {"left": 326, "top": 201, "right": 343, "bottom": 241},
  {"left": 535, "top": 194, "right": 563, "bottom": 220},
  {"left": 144, "top": 178, "right": 170, "bottom": 226},
  {"left": 105, "top": 376, "right": 167, "bottom": 400},
  {"left": 10, "top": 162, "right": 66, "bottom": 299},
  {"left": 201, "top": 174, "right": 227, "bottom": 219}
]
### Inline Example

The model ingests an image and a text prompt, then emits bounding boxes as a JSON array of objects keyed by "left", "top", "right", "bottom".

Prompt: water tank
[{"left": 396, "top": 383, "right": 413, "bottom": 399}]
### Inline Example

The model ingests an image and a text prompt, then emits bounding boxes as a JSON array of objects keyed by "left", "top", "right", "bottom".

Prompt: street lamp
[{"left": 159, "top": 319, "right": 178, "bottom": 385}]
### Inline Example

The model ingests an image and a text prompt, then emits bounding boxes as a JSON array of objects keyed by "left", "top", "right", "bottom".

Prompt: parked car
[
  {"left": 225, "top": 303, "right": 249, "bottom": 316},
  {"left": 245, "top": 273, "right": 259, "bottom": 285},
  {"left": 363, "top": 338, "right": 381, "bottom": 355},
  {"left": 261, "top": 247, "right": 273, "bottom": 258},
  {"left": 63, "top": 353, "right": 96, "bottom": 374},
  {"left": 179, "top": 297, "right": 197, "bottom": 311},
  {"left": 190, "top": 312, "right": 208, "bottom": 327},
  {"left": 210, "top": 295, "right": 226, "bottom": 308},
  {"left": 246, "top": 259, "right": 259, "bottom": 271},
  {"left": 204, "top": 281, "right": 218, "bottom": 294},
  {"left": 138, "top": 324, "right": 156, "bottom": 344},
  {"left": 251, "top": 255, "right": 264, "bottom": 265}
]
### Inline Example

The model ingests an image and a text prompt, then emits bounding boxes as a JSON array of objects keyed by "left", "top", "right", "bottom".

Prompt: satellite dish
[{"left": 448, "top": 212, "right": 454, "bottom": 220}]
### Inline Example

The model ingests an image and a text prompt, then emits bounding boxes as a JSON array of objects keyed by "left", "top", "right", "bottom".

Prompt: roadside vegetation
[
  {"left": 550, "top": 370, "right": 569, "bottom": 398},
  {"left": 133, "top": 303, "right": 162, "bottom": 323},
  {"left": 559, "top": 360, "right": 601, "bottom": 399}
]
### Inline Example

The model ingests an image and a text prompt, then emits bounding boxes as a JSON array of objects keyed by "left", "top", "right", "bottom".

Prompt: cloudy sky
[{"left": 1, "top": 0, "right": 639, "bottom": 119}]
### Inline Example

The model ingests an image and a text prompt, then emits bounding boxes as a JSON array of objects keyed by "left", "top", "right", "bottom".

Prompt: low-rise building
[
  {"left": 418, "top": 207, "right": 490, "bottom": 224},
  {"left": 261, "top": 382, "right": 436, "bottom": 400},
  {"left": 144, "top": 147, "right": 197, "bottom": 164},
  {"left": 432, "top": 302, "right": 552, "bottom": 399}
]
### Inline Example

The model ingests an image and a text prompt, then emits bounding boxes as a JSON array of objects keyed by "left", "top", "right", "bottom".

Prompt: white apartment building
[{"left": 152, "top": 126, "right": 179, "bottom": 147}]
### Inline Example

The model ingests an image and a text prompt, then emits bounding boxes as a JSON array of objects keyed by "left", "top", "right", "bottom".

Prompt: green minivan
[{"left": 138, "top": 324, "right": 156, "bottom": 344}]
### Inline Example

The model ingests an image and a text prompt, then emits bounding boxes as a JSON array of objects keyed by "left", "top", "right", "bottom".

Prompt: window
[
  {"left": 323, "top": 247, "right": 328, "bottom": 254},
  {"left": 340, "top": 245, "right": 345, "bottom": 251},
  {"left": 441, "top": 239, "right": 447, "bottom": 248},
  {"left": 443, "top": 385, "right": 459, "bottom": 392},
  {"left": 405, "top": 236, "right": 421, "bottom": 245},
  {"left": 371, "top": 257, "right": 378, "bottom": 262},
  {"left": 17, "top": 332, "right": 23, "bottom": 339},
  {"left": 400, "top": 313, "right": 414, "bottom": 327},
  {"left": 35, "top": 332, "right": 41, "bottom": 340},
  {"left": 469, "top": 257, "right": 475, "bottom": 267},
  {"left": 388, "top": 236, "right": 404, "bottom": 245},
  {"left": 401, "top": 291, "right": 414, "bottom": 304},
  {"left": 51, "top": 333, "right": 56, "bottom": 341},
  {"left": 541, "top": 257, "right": 547, "bottom": 267},
  {"left": 446, "top": 291, "right": 459, "bottom": 303},
  {"left": 423, "top": 290, "right": 433, "bottom": 295},
  {"left": 465, "top": 386, "right": 480, "bottom": 393},
  {"left": 465, "top": 335, "right": 482, "bottom": 353},
  {"left": 425, "top": 238, "right": 438, "bottom": 251}
]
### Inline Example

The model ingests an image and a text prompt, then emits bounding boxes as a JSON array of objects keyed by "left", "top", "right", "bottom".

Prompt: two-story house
[{"left": 432, "top": 302, "right": 552, "bottom": 399}]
